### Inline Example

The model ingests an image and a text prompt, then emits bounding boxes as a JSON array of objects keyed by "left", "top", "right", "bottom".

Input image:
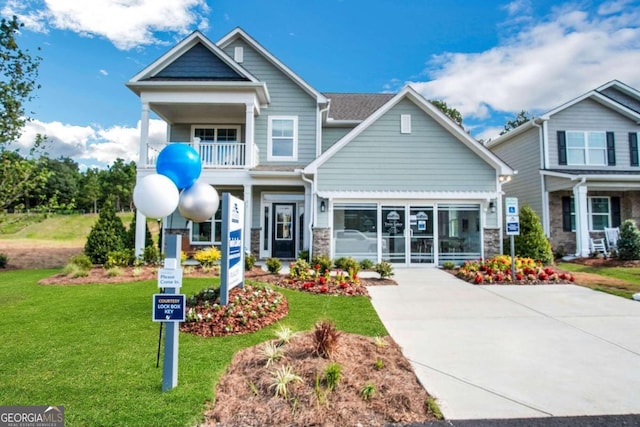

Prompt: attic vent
[
  {"left": 401, "top": 114, "right": 411, "bottom": 134},
  {"left": 234, "top": 46, "right": 244, "bottom": 63}
]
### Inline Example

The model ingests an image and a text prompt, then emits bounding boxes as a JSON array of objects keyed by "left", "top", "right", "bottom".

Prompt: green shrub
[
  {"left": 106, "top": 267, "right": 123, "bottom": 277},
  {"left": 0, "top": 253, "right": 7, "bottom": 268},
  {"left": 359, "top": 259, "right": 374, "bottom": 270},
  {"left": 84, "top": 199, "right": 127, "bottom": 265},
  {"left": 143, "top": 245, "right": 162, "bottom": 265},
  {"left": 245, "top": 251, "right": 256, "bottom": 271},
  {"left": 617, "top": 219, "right": 640, "bottom": 260},
  {"left": 375, "top": 260, "right": 394, "bottom": 278},
  {"left": 105, "top": 249, "right": 135, "bottom": 268},
  {"left": 442, "top": 261, "right": 456, "bottom": 270},
  {"left": 124, "top": 210, "right": 153, "bottom": 250},
  {"left": 513, "top": 205, "right": 553, "bottom": 265},
  {"left": 289, "top": 258, "right": 311, "bottom": 279},
  {"left": 193, "top": 246, "right": 221, "bottom": 267},
  {"left": 297, "top": 250, "right": 310, "bottom": 262},
  {"left": 265, "top": 257, "right": 281, "bottom": 274},
  {"left": 311, "top": 254, "right": 332, "bottom": 274},
  {"left": 69, "top": 254, "right": 93, "bottom": 269},
  {"left": 323, "top": 362, "right": 342, "bottom": 391},
  {"left": 334, "top": 257, "right": 359, "bottom": 276}
]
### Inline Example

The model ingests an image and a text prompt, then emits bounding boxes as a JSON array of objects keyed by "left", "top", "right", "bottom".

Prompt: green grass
[
  {"left": 557, "top": 262, "right": 640, "bottom": 298},
  {"left": 0, "top": 270, "right": 386, "bottom": 427}
]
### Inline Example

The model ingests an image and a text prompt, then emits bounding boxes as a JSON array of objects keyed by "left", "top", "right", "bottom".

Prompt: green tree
[
  {"left": 430, "top": 100, "right": 463, "bottom": 127},
  {"left": 0, "top": 16, "right": 42, "bottom": 145},
  {"left": 100, "top": 159, "right": 136, "bottom": 211},
  {"left": 513, "top": 205, "right": 554, "bottom": 264},
  {"left": 500, "top": 110, "right": 533, "bottom": 135},
  {"left": 33, "top": 157, "right": 80, "bottom": 211},
  {"left": 617, "top": 219, "right": 640, "bottom": 260},
  {"left": 77, "top": 168, "right": 101, "bottom": 213},
  {"left": 0, "top": 140, "right": 49, "bottom": 210},
  {"left": 84, "top": 198, "right": 127, "bottom": 264}
]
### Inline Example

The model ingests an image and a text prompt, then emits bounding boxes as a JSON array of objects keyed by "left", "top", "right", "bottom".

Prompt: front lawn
[
  {"left": 0, "top": 270, "right": 386, "bottom": 427},
  {"left": 557, "top": 262, "right": 640, "bottom": 299}
]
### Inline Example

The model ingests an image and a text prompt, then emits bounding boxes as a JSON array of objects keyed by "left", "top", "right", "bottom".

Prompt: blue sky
[{"left": 3, "top": 0, "right": 640, "bottom": 169}]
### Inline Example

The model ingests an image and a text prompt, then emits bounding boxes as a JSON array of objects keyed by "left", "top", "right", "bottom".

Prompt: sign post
[
  {"left": 220, "top": 193, "right": 245, "bottom": 305},
  {"left": 153, "top": 234, "right": 183, "bottom": 392},
  {"left": 505, "top": 198, "right": 519, "bottom": 280}
]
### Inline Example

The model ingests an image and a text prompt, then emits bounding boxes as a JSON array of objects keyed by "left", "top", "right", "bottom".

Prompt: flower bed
[
  {"left": 274, "top": 259, "right": 369, "bottom": 296},
  {"left": 455, "top": 255, "right": 575, "bottom": 285}
]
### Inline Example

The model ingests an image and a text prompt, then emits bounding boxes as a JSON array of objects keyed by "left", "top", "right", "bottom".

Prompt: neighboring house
[
  {"left": 487, "top": 80, "right": 640, "bottom": 257},
  {"left": 127, "top": 28, "right": 515, "bottom": 266}
]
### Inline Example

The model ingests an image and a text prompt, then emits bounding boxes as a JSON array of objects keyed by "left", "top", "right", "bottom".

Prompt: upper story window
[
  {"left": 193, "top": 126, "right": 240, "bottom": 143},
  {"left": 268, "top": 116, "right": 298, "bottom": 161},
  {"left": 566, "top": 131, "right": 606, "bottom": 166}
]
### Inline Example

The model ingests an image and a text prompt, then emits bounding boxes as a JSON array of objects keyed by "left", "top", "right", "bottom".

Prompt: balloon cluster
[{"left": 133, "top": 144, "right": 219, "bottom": 222}]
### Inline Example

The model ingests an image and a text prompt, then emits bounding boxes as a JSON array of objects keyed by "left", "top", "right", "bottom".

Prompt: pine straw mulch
[{"left": 204, "top": 332, "right": 437, "bottom": 427}]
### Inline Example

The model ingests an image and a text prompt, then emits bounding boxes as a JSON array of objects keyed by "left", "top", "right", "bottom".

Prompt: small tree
[
  {"left": 617, "top": 219, "right": 640, "bottom": 260},
  {"left": 513, "top": 205, "right": 553, "bottom": 264},
  {"left": 84, "top": 198, "right": 127, "bottom": 264}
]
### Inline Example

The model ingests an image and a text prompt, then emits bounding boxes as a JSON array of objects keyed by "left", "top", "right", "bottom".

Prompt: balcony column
[
  {"left": 243, "top": 184, "right": 252, "bottom": 253},
  {"left": 139, "top": 102, "right": 150, "bottom": 166},
  {"left": 245, "top": 103, "right": 255, "bottom": 168}
]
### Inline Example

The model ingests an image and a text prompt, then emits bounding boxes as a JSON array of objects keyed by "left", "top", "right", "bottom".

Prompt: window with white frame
[
  {"left": 193, "top": 126, "right": 240, "bottom": 143},
  {"left": 569, "top": 197, "right": 611, "bottom": 231},
  {"left": 190, "top": 208, "right": 222, "bottom": 245},
  {"left": 566, "top": 131, "right": 607, "bottom": 166},
  {"left": 268, "top": 116, "right": 298, "bottom": 161}
]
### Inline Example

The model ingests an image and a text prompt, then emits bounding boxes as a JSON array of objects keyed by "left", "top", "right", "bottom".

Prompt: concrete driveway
[{"left": 368, "top": 268, "right": 640, "bottom": 420}]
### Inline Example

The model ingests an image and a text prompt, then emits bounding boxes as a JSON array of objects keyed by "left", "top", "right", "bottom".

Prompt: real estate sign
[{"left": 220, "top": 193, "right": 244, "bottom": 305}]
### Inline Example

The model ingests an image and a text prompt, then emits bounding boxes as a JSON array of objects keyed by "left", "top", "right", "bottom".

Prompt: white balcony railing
[{"left": 145, "top": 141, "right": 258, "bottom": 169}]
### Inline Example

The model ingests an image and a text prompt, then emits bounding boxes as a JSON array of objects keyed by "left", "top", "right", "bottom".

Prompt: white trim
[
  {"left": 565, "top": 130, "right": 607, "bottom": 167},
  {"left": 217, "top": 28, "right": 328, "bottom": 104},
  {"left": 190, "top": 124, "right": 242, "bottom": 142},
  {"left": 234, "top": 46, "right": 244, "bottom": 63},
  {"left": 541, "top": 91, "right": 640, "bottom": 122},
  {"left": 400, "top": 114, "right": 411, "bottom": 134},
  {"left": 267, "top": 116, "right": 298, "bottom": 161},
  {"left": 305, "top": 85, "right": 515, "bottom": 176},
  {"left": 316, "top": 190, "right": 499, "bottom": 200}
]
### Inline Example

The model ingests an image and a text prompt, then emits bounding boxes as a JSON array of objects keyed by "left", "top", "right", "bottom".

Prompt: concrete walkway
[{"left": 368, "top": 268, "right": 640, "bottom": 420}]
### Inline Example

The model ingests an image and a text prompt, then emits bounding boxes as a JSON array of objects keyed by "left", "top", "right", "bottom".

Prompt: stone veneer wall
[
  {"left": 312, "top": 227, "right": 331, "bottom": 258},
  {"left": 483, "top": 228, "right": 500, "bottom": 259},
  {"left": 250, "top": 228, "right": 261, "bottom": 257}
]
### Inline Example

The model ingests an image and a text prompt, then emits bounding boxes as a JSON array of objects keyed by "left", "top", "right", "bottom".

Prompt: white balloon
[
  {"left": 133, "top": 174, "right": 179, "bottom": 219},
  {"left": 178, "top": 181, "right": 220, "bottom": 222}
]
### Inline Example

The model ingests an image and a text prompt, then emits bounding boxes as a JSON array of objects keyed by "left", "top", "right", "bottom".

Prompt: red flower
[
  {"left": 538, "top": 272, "right": 548, "bottom": 280},
  {"left": 318, "top": 276, "right": 327, "bottom": 285},
  {"left": 544, "top": 267, "right": 555, "bottom": 276},
  {"left": 516, "top": 273, "right": 524, "bottom": 280},
  {"left": 474, "top": 274, "right": 483, "bottom": 284},
  {"left": 315, "top": 264, "right": 320, "bottom": 270},
  {"left": 340, "top": 282, "right": 347, "bottom": 289},
  {"left": 320, "top": 286, "right": 327, "bottom": 293}
]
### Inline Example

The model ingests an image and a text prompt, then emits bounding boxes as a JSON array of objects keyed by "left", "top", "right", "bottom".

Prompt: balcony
[{"left": 145, "top": 141, "right": 259, "bottom": 169}]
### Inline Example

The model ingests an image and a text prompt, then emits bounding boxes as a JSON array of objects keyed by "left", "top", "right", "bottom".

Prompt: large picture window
[
  {"left": 566, "top": 131, "right": 606, "bottom": 166},
  {"left": 268, "top": 116, "right": 298, "bottom": 161},
  {"left": 569, "top": 197, "right": 611, "bottom": 231},
  {"left": 333, "top": 204, "right": 378, "bottom": 260},
  {"left": 190, "top": 208, "right": 222, "bottom": 245}
]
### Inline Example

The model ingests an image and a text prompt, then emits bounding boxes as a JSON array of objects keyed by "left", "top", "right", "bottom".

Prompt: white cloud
[
  {"left": 2, "top": 0, "right": 209, "bottom": 50},
  {"left": 17, "top": 119, "right": 167, "bottom": 168},
  {"left": 410, "top": 2, "right": 640, "bottom": 121},
  {"left": 99, "top": 69, "right": 108, "bottom": 76}
]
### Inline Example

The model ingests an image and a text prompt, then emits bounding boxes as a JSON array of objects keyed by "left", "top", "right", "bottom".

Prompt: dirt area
[
  {"left": 561, "top": 257, "right": 639, "bottom": 288},
  {"left": 0, "top": 240, "right": 83, "bottom": 269}
]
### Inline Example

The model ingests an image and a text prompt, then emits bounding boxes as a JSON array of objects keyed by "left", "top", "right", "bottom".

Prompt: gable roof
[
  {"left": 323, "top": 93, "right": 395, "bottom": 121},
  {"left": 217, "top": 28, "right": 328, "bottom": 104},
  {"left": 305, "top": 85, "right": 515, "bottom": 176},
  {"left": 488, "top": 80, "right": 640, "bottom": 149}
]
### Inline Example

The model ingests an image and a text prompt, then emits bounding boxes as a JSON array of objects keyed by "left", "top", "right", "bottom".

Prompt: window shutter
[
  {"left": 606, "top": 132, "right": 616, "bottom": 166},
  {"left": 557, "top": 131, "right": 567, "bottom": 165},
  {"left": 630, "top": 133, "right": 639, "bottom": 167},
  {"left": 611, "top": 196, "right": 621, "bottom": 227},
  {"left": 562, "top": 196, "right": 572, "bottom": 231}
]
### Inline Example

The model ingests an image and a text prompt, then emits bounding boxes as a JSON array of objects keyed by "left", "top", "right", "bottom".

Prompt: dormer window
[{"left": 268, "top": 116, "right": 298, "bottom": 161}]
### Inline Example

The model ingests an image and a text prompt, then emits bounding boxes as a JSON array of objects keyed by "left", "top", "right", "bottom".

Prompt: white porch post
[
  {"left": 243, "top": 184, "right": 252, "bottom": 253},
  {"left": 574, "top": 185, "right": 590, "bottom": 257},
  {"left": 135, "top": 209, "right": 146, "bottom": 258},
  {"left": 139, "top": 102, "right": 150, "bottom": 166},
  {"left": 245, "top": 104, "right": 254, "bottom": 168}
]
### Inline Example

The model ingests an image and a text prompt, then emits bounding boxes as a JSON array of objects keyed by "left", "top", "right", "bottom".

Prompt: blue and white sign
[
  {"left": 152, "top": 294, "right": 186, "bottom": 322},
  {"left": 505, "top": 197, "right": 519, "bottom": 215},
  {"left": 506, "top": 214, "right": 520, "bottom": 236},
  {"left": 220, "top": 193, "right": 245, "bottom": 305}
]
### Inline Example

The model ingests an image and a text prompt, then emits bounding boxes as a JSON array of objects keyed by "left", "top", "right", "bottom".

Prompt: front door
[{"left": 272, "top": 203, "right": 296, "bottom": 259}]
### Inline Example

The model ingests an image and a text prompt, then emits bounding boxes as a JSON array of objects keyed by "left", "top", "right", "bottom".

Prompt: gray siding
[
  {"left": 491, "top": 126, "right": 544, "bottom": 214},
  {"left": 548, "top": 98, "right": 640, "bottom": 169},
  {"left": 317, "top": 99, "right": 496, "bottom": 192},
  {"left": 223, "top": 40, "right": 318, "bottom": 166},
  {"left": 169, "top": 123, "right": 246, "bottom": 142},
  {"left": 321, "top": 126, "right": 353, "bottom": 153}
]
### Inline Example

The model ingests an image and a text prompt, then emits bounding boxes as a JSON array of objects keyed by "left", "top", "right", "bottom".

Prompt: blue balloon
[{"left": 156, "top": 144, "right": 202, "bottom": 189}]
